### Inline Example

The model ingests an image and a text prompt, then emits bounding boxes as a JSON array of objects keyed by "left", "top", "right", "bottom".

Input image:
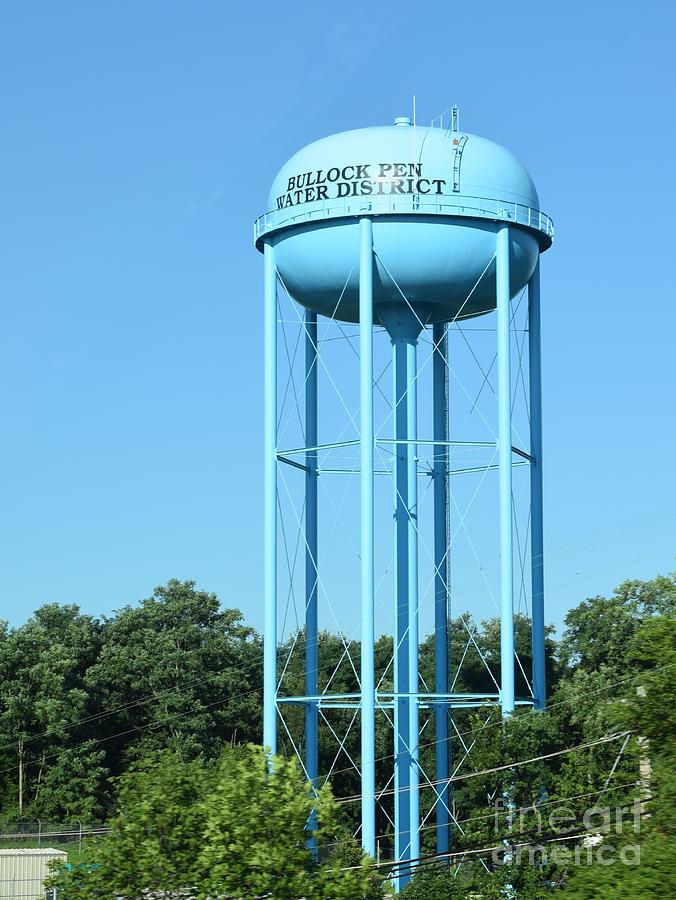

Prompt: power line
[
  {"left": 3, "top": 537, "right": 670, "bottom": 757},
  {"left": 325, "top": 779, "right": 640, "bottom": 850},
  {"left": 0, "top": 686, "right": 263, "bottom": 779},
  {"left": 334, "top": 731, "right": 631, "bottom": 805},
  {"left": 0, "top": 660, "right": 261, "bottom": 755},
  {"left": 7, "top": 635, "right": 665, "bottom": 790},
  {"left": 361, "top": 800, "right": 650, "bottom": 877},
  {"left": 312, "top": 661, "right": 676, "bottom": 785},
  {"left": 373, "top": 822, "right": 639, "bottom": 879},
  {"left": 2, "top": 572, "right": 671, "bottom": 787}
]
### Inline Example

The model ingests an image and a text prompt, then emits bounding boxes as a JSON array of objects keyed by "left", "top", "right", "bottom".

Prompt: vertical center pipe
[
  {"left": 496, "top": 225, "right": 515, "bottom": 715},
  {"left": 392, "top": 332, "right": 411, "bottom": 878},
  {"left": 528, "top": 260, "right": 546, "bottom": 710},
  {"left": 432, "top": 322, "right": 450, "bottom": 854},
  {"left": 359, "top": 218, "right": 376, "bottom": 857},
  {"left": 263, "top": 241, "right": 278, "bottom": 754},
  {"left": 382, "top": 304, "right": 423, "bottom": 890},
  {"left": 305, "top": 311, "right": 319, "bottom": 822},
  {"left": 407, "top": 336, "right": 420, "bottom": 867}
]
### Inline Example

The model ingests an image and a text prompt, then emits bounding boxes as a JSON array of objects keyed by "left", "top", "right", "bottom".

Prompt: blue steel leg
[
  {"left": 528, "top": 261, "right": 546, "bottom": 710},
  {"left": 392, "top": 331, "right": 411, "bottom": 880},
  {"left": 305, "top": 311, "right": 319, "bottom": 834},
  {"left": 381, "top": 305, "right": 423, "bottom": 891},
  {"left": 407, "top": 337, "right": 420, "bottom": 868},
  {"left": 263, "top": 241, "right": 278, "bottom": 754},
  {"left": 497, "top": 225, "right": 515, "bottom": 715},
  {"left": 359, "top": 218, "right": 376, "bottom": 858},
  {"left": 432, "top": 322, "right": 450, "bottom": 854}
]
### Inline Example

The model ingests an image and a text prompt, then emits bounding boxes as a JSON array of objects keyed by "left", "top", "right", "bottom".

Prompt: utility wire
[
  {"left": 324, "top": 779, "right": 640, "bottom": 850},
  {"left": 5, "top": 646, "right": 669, "bottom": 794},
  {"left": 310, "top": 661, "right": 676, "bottom": 785},
  {"left": 0, "top": 658, "right": 261, "bottom": 755},
  {"left": 4, "top": 512, "right": 670, "bottom": 758},
  {"left": 0, "top": 687, "right": 263, "bottom": 779},
  {"left": 334, "top": 731, "right": 631, "bottom": 805}
]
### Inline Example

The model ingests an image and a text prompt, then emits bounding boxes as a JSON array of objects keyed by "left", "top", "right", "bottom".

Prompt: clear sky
[{"left": 0, "top": 1, "right": 674, "bottom": 634}]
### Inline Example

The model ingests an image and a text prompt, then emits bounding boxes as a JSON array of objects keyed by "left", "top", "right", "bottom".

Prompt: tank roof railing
[
  {"left": 254, "top": 193, "right": 554, "bottom": 248},
  {"left": 430, "top": 104, "right": 460, "bottom": 133}
]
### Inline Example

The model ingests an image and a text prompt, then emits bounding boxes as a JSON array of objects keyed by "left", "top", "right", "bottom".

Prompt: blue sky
[{"left": 0, "top": 1, "right": 674, "bottom": 633}]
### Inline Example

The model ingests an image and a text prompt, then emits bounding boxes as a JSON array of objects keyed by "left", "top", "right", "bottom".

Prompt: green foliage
[
  {"left": 196, "top": 747, "right": 384, "bottom": 899},
  {"left": 0, "top": 580, "right": 262, "bottom": 821},
  {"left": 48, "top": 745, "right": 386, "bottom": 899},
  {"left": 401, "top": 859, "right": 557, "bottom": 899},
  {"left": 559, "top": 829, "right": 676, "bottom": 899},
  {"left": 559, "top": 573, "right": 675, "bottom": 675},
  {"left": 0, "top": 603, "right": 104, "bottom": 819},
  {"left": 560, "top": 586, "right": 676, "bottom": 898},
  {"left": 400, "top": 865, "right": 470, "bottom": 898},
  {"left": 85, "top": 579, "right": 262, "bottom": 762},
  {"left": 2, "top": 572, "right": 675, "bottom": 898}
]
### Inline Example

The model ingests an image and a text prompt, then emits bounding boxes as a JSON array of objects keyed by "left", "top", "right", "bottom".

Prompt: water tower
[{"left": 255, "top": 107, "right": 552, "bottom": 887}]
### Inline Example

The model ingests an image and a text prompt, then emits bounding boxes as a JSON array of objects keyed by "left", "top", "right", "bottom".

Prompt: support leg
[
  {"left": 407, "top": 337, "right": 420, "bottom": 866},
  {"left": 381, "top": 305, "right": 423, "bottom": 890},
  {"left": 305, "top": 311, "right": 319, "bottom": 828},
  {"left": 392, "top": 331, "right": 411, "bottom": 879},
  {"left": 528, "top": 261, "right": 546, "bottom": 710},
  {"left": 359, "top": 218, "right": 376, "bottom": 857},
  {"left": 497, "top": 225, "right": 515, "bottom": 715},
  {"left": 263, "top": 241, "right": 278, "bottom": 754},
  {"left": 433, "top": 322, "right": 450, "bottom": 854}
]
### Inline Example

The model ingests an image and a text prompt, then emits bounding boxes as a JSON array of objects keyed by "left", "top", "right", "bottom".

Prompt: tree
[
  {"left": 0, "top": 603, "right": 104, "bottom": 819},
  {"left": 85, "top": 580, "right": 263, "bottom": 769},
  {"left": 48, "top": 745, "right": 387, "bottom": 899},
  {"left": 559, "top": 573, "right": 675, "bottom": 676},
  {"left": 196, "top": 747, "right": 384, "bottom": 899},
  {"left": 559, "top": 605, "right": 676, "bottom": 898},
  {"left": 400, "top": 866, "right": 469, "bottom": 898}
]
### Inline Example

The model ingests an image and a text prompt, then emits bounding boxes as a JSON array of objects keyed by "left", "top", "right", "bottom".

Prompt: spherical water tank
[{"left": 255, "top": 118, "right": 553, "bottom": 324}]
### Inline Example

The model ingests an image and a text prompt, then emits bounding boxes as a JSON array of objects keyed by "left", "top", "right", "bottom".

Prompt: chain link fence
[{"left": 0, "top": 821, "right": 109, "bottom": 854}]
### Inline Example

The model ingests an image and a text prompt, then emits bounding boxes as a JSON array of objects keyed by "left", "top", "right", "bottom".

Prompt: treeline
[
  {"left": 2, "top": 573, "right": 675, "bottom": 897},
  {"left": 0, "top": 573, "right": 673, "bottom": 846},
  {"left": 0, "top": 581, "right": 263, "bottom": 822}
]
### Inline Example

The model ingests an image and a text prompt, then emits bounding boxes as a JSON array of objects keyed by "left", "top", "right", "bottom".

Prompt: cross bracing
[{"left": 262, "top": 229, "right": 546, "bottom": 890}]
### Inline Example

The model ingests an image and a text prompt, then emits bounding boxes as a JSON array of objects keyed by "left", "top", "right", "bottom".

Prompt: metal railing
[{"left": 254, "top": 193, "right": 554, "bottom": 244}]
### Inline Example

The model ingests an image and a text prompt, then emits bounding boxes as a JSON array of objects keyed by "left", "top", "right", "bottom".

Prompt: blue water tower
[{"left": 256, "top": 107, "right": 553, "bottom": 887}]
